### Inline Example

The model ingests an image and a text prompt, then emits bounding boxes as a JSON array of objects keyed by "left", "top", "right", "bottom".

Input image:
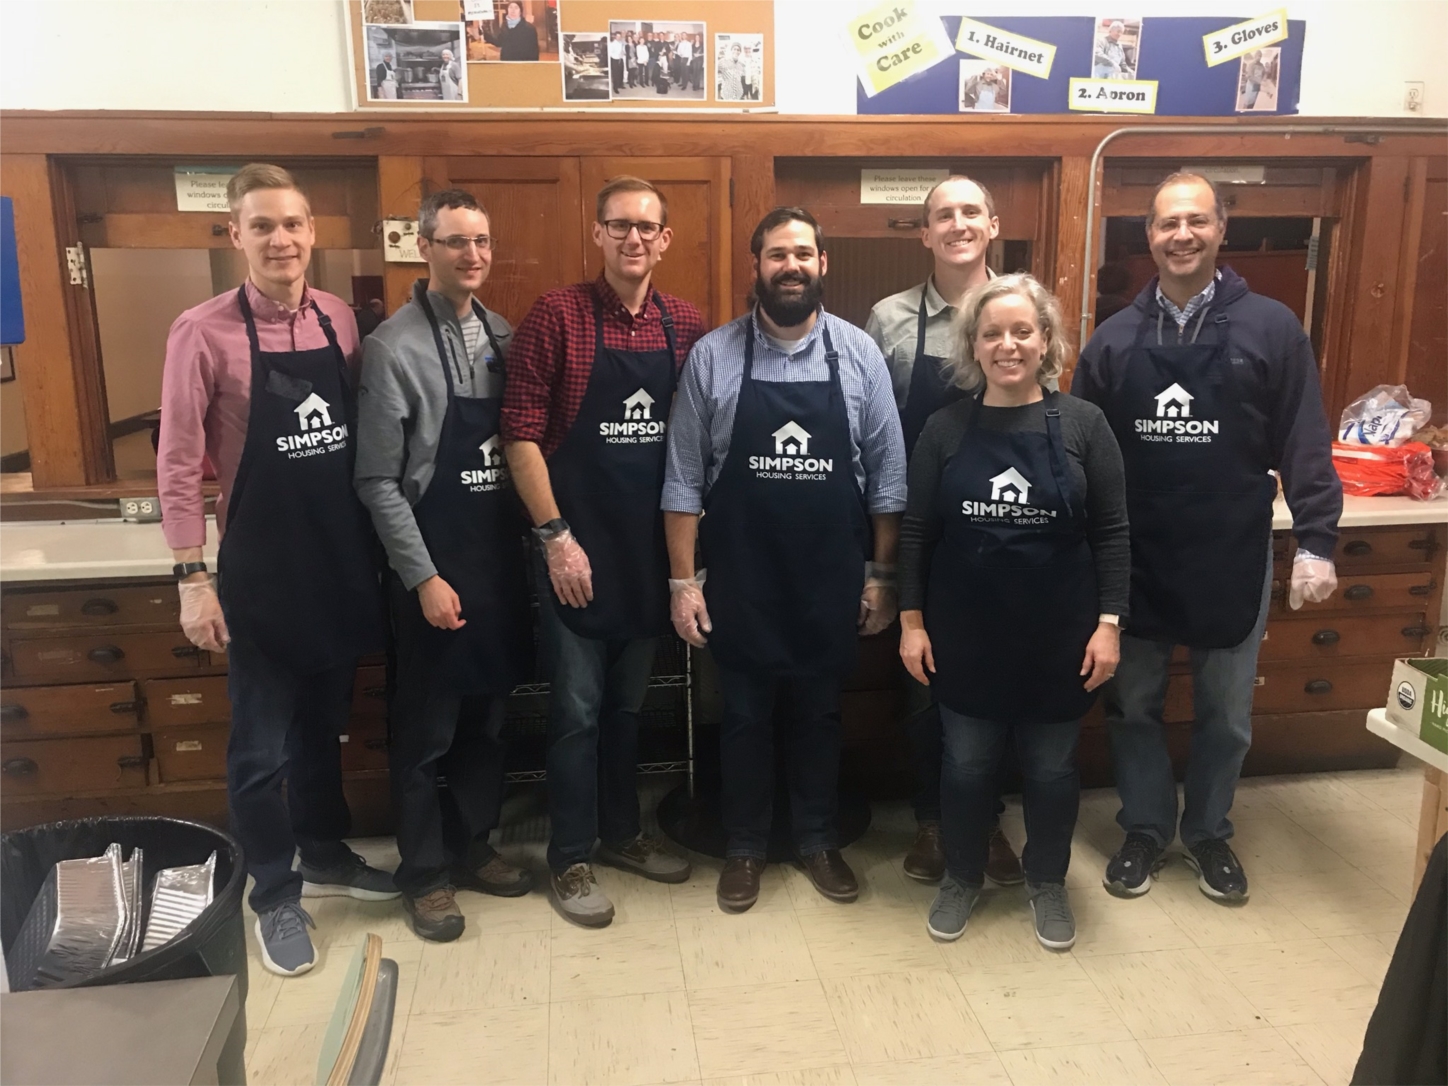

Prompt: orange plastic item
[{"left": 1331, "top": 441, "right": 1441, "bottom": 499}]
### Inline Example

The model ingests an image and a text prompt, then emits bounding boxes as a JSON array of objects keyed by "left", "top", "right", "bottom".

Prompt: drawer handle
[
  {"left": 1407, "top": 539, "right": 1432, "bottom": 550},
  {"left": 1401, "top": 626, "right": 1431, "bottom": 639},
  {"left": 80, "top": 598, "right": 119, "bottom": 616},
  {"left": 1304, "top": 679, "right": 1333, "bottom": 695},
  {"left": 0, "top": 703, "right": 29, "bottom": 722},
  {"left": 887, "top": 217, "right": 922, "bottom": 230},
  {"left": 1311, "top": 629, "right": 1340, "bottom": 646},
  {"left": 1409, "top": 584, "right": 1432, "bottom": 596},
  {"left": 1341, "top": 540, "right": 1372, "bottom": 556},
  {"left": 2, "top": 757, "right": 38, "bottom": 778},
  {"left": 363, "top": 685, "right": 387, "bottom": 700},
  {"left": 87, "top": 645, "right": 125, "bottom": 664},
  {"left": 116, "top": 755, "right": 145, "bottom": 770},
  {"left": 109, "top": 700, "right": 140, "bottom": 714},
  {"left": 364, "top": 738, "right": 388, "bottom": 752},
  {"left": 171, "top": 645, "right": 202, "bottom": 659},
  {"left": 1343, "top": 584, "right": 1373, "bottom": 601}
]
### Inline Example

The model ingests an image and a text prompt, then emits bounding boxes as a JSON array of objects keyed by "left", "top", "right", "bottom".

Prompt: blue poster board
[
  {"left": 857, "top": 16, "right": 1304, "bottom": 117},
  {"left": 0, "top": 197, "right": 24, "bottom": 346}
]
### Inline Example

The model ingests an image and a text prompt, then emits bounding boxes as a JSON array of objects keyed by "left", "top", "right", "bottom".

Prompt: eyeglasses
[
  {"left": 601, "top": 219, "right": 664, "bottom": 241},
  {"left": 430, "top": 234, "right": 494, "bottom": 252}
]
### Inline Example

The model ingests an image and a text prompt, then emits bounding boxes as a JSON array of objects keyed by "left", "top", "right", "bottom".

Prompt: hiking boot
[
  {"left": 985, "top": 825, "right": 1025, "bottom": 887},
  {"left": 717, "top": 856, "right": 766, "bottom": 912},
  {"left": 1028, "top": 882, "right": 1077, "bottom": 950},
  {"left": 926, "top": 877, "right": 981, "bottom": 941},
  {"left": 299, "top": 852, "right": 400, "bottom": 902},
  {"left": 903, "top": 821, "right": 945, "bottom": 883},
  {"left": 596, "top": 834, "right": 691, "bottom": 884},
  {"left": 255, "top": 901, "right": 316, "bottom": 977},
  {"left": 403, "top": 887, "right": 465, "bottom": 942},
  {"left": 454, "top": 852, "right": 535, "bottom": 898},
  {"left": 1104, "top": 832, "right": 1166, "bottom": 897},
  {"left": 552, "top": 863, "right": 615, "bottom": 927},
  {"left": 797, "top": 849, "right": 859, "bottom": 903},
  {"left": 1184, "top": 838, "right": 1249, "bottom": 903}
]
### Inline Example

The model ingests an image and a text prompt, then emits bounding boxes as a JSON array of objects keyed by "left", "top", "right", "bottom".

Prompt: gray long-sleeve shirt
[{"left": 354, "top": 281, "right": 513, "bottom": 589}]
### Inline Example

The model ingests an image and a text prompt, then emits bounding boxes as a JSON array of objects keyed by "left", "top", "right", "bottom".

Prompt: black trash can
[{"left": 1, "top": 816, "right": 248, "bottom": 1001}]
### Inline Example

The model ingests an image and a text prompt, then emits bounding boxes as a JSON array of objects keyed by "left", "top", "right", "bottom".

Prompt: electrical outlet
[
  {"left": 1404, "top": 82, "right": 1424, "bottom": 112},
  {"left": 119, "top": 496, "right": 161, "bottom": 522}
]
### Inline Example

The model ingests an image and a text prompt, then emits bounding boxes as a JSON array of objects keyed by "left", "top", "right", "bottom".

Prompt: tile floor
[{"left": 242, "top": 765, "right": 1426, "bottom": 1086}]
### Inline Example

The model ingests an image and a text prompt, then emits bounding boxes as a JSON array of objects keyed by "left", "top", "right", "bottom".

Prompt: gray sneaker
[
  {"left": 596, "top": 834, "right": 691, "bottom": 884},
  {"left": 926, "top": 877, "right": 981, "bottom": 941},
  {"left": 1028, "top": 882, "right": 1076, "bottom": 950},
  {"left": 255, "top": 901, "right": 317, "bottom": 977},
  {"left": 299, "top": 852, "right": 400, "bottom": 902},
  {"left": 551, "top": 863, "right": 615, "bottom": 928}
]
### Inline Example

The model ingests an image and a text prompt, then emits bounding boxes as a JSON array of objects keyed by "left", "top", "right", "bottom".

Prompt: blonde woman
[{"left": 897, "top": 274, "right": 1129, "bottom": 950}]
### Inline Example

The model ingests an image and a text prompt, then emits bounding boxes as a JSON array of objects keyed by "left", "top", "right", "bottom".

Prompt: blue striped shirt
[
  {"left": 662, "top": 309, "right": 907, "bottom": 515},
  {"left": 1156, "top": 269, "right": 1221, "bottom": 331}
]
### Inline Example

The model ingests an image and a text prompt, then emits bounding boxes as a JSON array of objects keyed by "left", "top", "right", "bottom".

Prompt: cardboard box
[{"left": 1386, "top": 657, "right": 1448, "bottom": 754}]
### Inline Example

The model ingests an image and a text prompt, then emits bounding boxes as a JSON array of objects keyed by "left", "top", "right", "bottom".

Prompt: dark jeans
[
  {"left": 609, "top": 57, "right": 624, "bottom": 92},
  {"left": 906, "top": 675, "right": 1008, "bottom": 827},
  {"left": 387, "top": 574, "right": 508, "bottom": 897},
  {"left": 939, "top": 705, "right": 1080, "bottom": 886},
  {"left": 718, "top": 667, "right": 842, "bottom": 860},
  {"left": 225, "top": 639, "right": 355, "bottom": 912},
  {"left": 536, "top": 554, "right": 657, "bottom": 873}
]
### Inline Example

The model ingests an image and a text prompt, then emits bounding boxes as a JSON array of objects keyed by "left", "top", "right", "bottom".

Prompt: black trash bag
[{"left": 1, "top": 817, "right": 247, "bottom": 1001}]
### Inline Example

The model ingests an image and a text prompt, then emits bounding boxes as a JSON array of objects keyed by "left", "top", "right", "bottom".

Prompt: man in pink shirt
[{"left": 158, "top": 163, "right": 393, "bottom": 978}]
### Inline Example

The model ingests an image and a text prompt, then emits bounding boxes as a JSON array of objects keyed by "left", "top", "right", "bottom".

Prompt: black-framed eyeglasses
[
  {"left": 602, "top": 219, "right": 664, "bottom": 241},
  {"left": 430, "top": 234, "right": 494, "bottom": 252}
]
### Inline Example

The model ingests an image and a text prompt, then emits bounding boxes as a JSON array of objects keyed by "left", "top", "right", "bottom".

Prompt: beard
[{"left": 755, "top": 269, "right": 824, "bottom": 328}]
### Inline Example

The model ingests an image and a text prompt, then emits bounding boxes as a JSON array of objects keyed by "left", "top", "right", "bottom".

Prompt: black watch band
[
  {"left": 532, "top": 517, "right": 569, "bottom": 541},
  {"left": 173, "top": 561, "right": 209, "bottom": 581}
]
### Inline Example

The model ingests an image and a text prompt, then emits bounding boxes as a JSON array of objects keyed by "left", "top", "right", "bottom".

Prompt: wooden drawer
[
  {"left": 1259, "top": 613, "right": 1431, "bottom": 663},
  {"left": 340, "top": 718, "right": 390, "bottom": 772},
  {"left": 1272, "top": 570, "right": 1438, "bottom": 614},
  {"left": 0, "top": 735, "right": 147, "bottom": 796},
  {"left": 151, "top": 723, "right": 229, "bottom": 783},
  {"left": 1254, "top": 660, "right": 1391, "bottom": 714},
  {"left": 142, "top": 676, "right": 231, "bottom": 728},
  {"left": 0, "top": 682, "right": 140, "bottom": 739},
  {"left": 351, "top": 665, "right": 389, "bottom": 718},
  {"left": 8, "top": 631, "right": 205, "bottom": 681},
  {"left": 1323, "top": 526, "right": 1438, "bottom": 571},
  {"left": 2, "top": 584, "right": 180, "bottom": 631}
]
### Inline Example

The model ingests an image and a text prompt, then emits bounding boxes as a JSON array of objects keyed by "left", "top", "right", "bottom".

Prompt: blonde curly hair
[{"left": 942, "top": 273, "right": 1071, "bottom": 392}]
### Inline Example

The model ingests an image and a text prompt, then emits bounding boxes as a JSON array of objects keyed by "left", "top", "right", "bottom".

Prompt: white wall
[{"left": 2, "top": 0, "right": 1444, "bottom": 117}]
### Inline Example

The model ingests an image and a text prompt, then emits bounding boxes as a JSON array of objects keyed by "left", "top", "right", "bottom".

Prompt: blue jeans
[
  {"left": 718, "top": 667, "right": 842, "bottom": 860},
  {"left": 906, "top": 675, "right": 1009, "bottom": 827},
  {"left": 1104, "top": 560, "right": 1273, "bottom": 849},
  {"left": 537, "top": 558, "right": 658, "bottom": 873},
  {"left": 939, "top": 706, "right": 1080, "bottom": 885},
  {"left": 225, "top": 639, "right": 355, "bottom": 912}
]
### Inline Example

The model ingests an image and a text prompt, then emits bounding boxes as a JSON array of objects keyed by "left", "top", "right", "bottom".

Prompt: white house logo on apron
[
  {"left": 600, "top": 388, "right": 667, "bottom": 444},
  {"left": 749, "top": 421, "right": 833, "bottom": 481},
  {"left": 462, "top": 435, "right": 509, "bottom": 492},
  {"left": 963, "top": 465, "right": 1057, "bottom": 524},
  {"left": 1136, "top": 382, "right": 1219, "bottom": 443},
  {"left": 276, "top": 392, "right": 350, "bottom": 458}
]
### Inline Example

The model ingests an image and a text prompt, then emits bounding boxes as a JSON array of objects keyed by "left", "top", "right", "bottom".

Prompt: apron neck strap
[
  {"left": 915, "top": 284, "right": 930, "bottom": 360},
  {"left": 474, "top": 299, "right": 506, "bottom": 372},
  {"left": 417, "top": 291, "right": 460, "bottom": 398},
  {"left": 1041, "top": 390, "right": 1083, "bottom": 523},
  {"left": 744, "top": 311, "right": 835, "bottom": 380},
  {"left": 237, "top": 284, "right": 342, "bottom": 365}
]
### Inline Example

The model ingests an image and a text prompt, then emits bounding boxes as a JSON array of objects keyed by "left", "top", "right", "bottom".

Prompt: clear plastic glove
[
  {"left": 178, "top": 576, "right": 229, "bottom": 653},
  {"left": 858, "top": 561, "right": 899, "bottom": 637},
  {"left": 1289, "top": 556, "right": 1338, "bottom": 610},
  {"left": 417, "top": 574, "right": 465, "bottom": 630},
  {"left": 669, "top": 571, "right": 711, "bottom": 648},
  {"left": 544, "top": 529, "right": 593, "bottom": 608},
  {"left": 898, "top": 618, "right": 935, "bottom": 685}
]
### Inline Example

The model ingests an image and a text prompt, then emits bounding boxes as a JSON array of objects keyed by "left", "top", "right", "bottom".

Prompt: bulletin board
[{"left": 347, "top": 0, "right": 774, "bottom": 110}]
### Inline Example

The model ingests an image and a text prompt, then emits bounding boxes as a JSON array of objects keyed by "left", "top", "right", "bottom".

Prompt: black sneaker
[
  {"left": 1103, "top": 832, "right": 1165, "bottom": 897},
  {"left": 299, "top": 851, "right": 400, "bottom": 902},
  {"left": 1184, "top": 838, "right": 1249, "bottom": 903}
]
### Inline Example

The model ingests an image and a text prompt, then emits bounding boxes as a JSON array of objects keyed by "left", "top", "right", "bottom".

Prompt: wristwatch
[
  {"left": 173, "top": 561, "right": 209, "bottom": 581},
  {"left": 531, "top": 517, "right": 570, "bottom": 542}
]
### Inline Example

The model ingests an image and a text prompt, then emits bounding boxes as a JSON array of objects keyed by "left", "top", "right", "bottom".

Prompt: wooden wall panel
[
  {"left": 1403, "top": 160, "right": 1447, "bottom": 425},
  {"left": 729, "top": 154, "right": 774, "bottom": 318},
  {"left": 824, "top": 237, "right": 933, "bottom": 331},
  {"left": 1054, "top": 156, "right": 1092, "bottom": 389}
]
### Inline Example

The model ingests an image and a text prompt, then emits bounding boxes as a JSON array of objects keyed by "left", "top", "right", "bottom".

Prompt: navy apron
[
  {"left": 1104, "top": 310, "right": 1275, "bottom": 648},
  {"left": 545, "top": 291, "right": 677, "bottom": 640},
  {"left": 900, "top": 285, "right": 965, "bottom": 459},
  {"left": 218, "top": 286, "right": 385, "bottom": 674},
  {"left": 701, "top": 316, "right": 870, "bottom": 678},
  {"left": 925, "top": 391, "right": 1098, "bottom": 724},
  {"left": 411, "top": 293, "right": 533, "bottom": 695}
]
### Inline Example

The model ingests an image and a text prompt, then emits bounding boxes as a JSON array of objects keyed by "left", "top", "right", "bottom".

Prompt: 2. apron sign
[{"left": 900, "top": 285, "right": 966, "bottom": 459}]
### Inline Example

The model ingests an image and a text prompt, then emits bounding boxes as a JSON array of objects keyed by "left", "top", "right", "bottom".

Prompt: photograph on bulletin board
[
  {"left": 561, "top": 32, "right": 610, "bottom": 101},
  {"left": 364, "top": 21, "right": 468, "bottom": 101},
  {"left": 1236, "top": 47, "right": 1281, "bottom": 112},
  {"left": 715, "top": 33, "right": 763, "bottom": 102},
  {"left": 463, "top": 0, "right": 558, "bottom": 62},
  {"left": 1091, "top": 17, "right": 1142, "bottom": 80},
  {"left": 959, "top": 60, "right": 1011, "bottom": 113},
  {"left": 609, "top": 21, "right": 706, "bottom": 100}
]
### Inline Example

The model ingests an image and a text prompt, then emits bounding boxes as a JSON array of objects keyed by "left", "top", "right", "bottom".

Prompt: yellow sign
[
  {"left": 954, "top": 18, "right": 1056, "bottom": 80},
  {"left": 848, "top": 0, "right": 954, "bottom": 97},
  {"left": 1202, "top": 10, "right": 1288, "bottom": 68},
  {"left": 1068, "top": 77, "right": 1159, "bottom": 115}
]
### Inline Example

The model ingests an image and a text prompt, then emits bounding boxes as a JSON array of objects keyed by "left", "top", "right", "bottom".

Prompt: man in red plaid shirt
[{"left": 502, "top": 176, "right": 705, "bottom": 928}]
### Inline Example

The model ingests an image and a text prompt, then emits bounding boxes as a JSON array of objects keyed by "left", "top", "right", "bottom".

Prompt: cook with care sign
[
  {"left": 665, "top": 207, "right": 908, "bottom": 914},
  {"left": 1073, "top": 172, "right": 1342, "bottom": 905},
  {"left": 355, "top": 189, "right": 534, "bottom": 944},
  {"left": 502, "top": 176, "right": 705, "bottom": 929},
  {"left": 159, "top": 164, "right": 394, "bottom": 980}
]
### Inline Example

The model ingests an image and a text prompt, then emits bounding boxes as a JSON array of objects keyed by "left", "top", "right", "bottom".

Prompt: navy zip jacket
[{"left": 1071, "top": 265, "right": 1342, "bottom": 560}]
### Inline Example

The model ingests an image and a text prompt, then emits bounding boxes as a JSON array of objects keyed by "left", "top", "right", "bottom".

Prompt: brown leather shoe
[
  {"left": 454, "top": 853, "right": 536, "bottom": 898},
  {"left": 797, "top": 849, "right": 859, "bottom": 903},
  {"left": 716, "top": 857, "right": 765, "bottom": 912},
  {"left": 985, "top": 825, "right": 1025, "bottom": 886},
  {"left": 903, "top": 821, "right": 945, "bottom": 883},
  {"left": 404, "top": 886, "right": 465, "bottom": 942}
]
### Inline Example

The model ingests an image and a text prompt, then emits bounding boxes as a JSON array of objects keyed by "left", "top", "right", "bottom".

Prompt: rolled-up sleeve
[
  {"left": 157, "top": 316, "right": 214, "bottom": 549},
  {"left": 857, "top": 346, "right": 908, "bottom": 514},
  {"left": 500, "top": 299, "right": 561, "bottom": 446},
  {"left": 662, "top": 339, "right": 713, "bottom": 514}
]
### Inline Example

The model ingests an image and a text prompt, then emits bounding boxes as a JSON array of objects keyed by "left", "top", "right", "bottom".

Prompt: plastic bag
[
  {"left": 1339, "top": 385, "right": 1432, "bottom": 446},
  {"left": 1332, "top": 441, "right": 1445, "bottom": 500}
]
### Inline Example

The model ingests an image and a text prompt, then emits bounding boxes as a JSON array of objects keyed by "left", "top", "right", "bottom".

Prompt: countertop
[{"left": 0, "top": 496, "right": 1444, "bottom": 583}]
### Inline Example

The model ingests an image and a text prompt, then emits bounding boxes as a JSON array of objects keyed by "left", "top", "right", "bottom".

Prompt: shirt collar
[
  {"left": 244, "top": 279, "right": 313, "bottom": 322},
  {"left": 923, "top": 266, "right": 997, "bottom": 316},
  {"left": 1155, "top": 269, "right": 1221, "bottom": 325},
  {"left": 593, "top": 274, "right": 656, "bottom": 322},
  {"left": 750, "top": 305, "right": 827, "bottom": 357}
]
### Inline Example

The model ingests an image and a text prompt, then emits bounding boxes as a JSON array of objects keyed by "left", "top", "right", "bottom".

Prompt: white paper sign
[
  {"left": 462, "top": 0, "right": 492, "bottom": 19},
  {"left": 174, "top": 167, "right": 236, "bottom": 213},
  {"left": 1068, "top": 77, "right": 1159, "bottom": 115},
  {"left": 383, "top": 218, "right": 423, "bottom": 262},
  {"left": 860, "top": 168, "right": 948, "bottom": 206},
  {"left": 1202, "top": 10, "right": 1288, "bottom": 68},
  {"left": 955, "top": 18, "right": 1056, "bottom": 79}
]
